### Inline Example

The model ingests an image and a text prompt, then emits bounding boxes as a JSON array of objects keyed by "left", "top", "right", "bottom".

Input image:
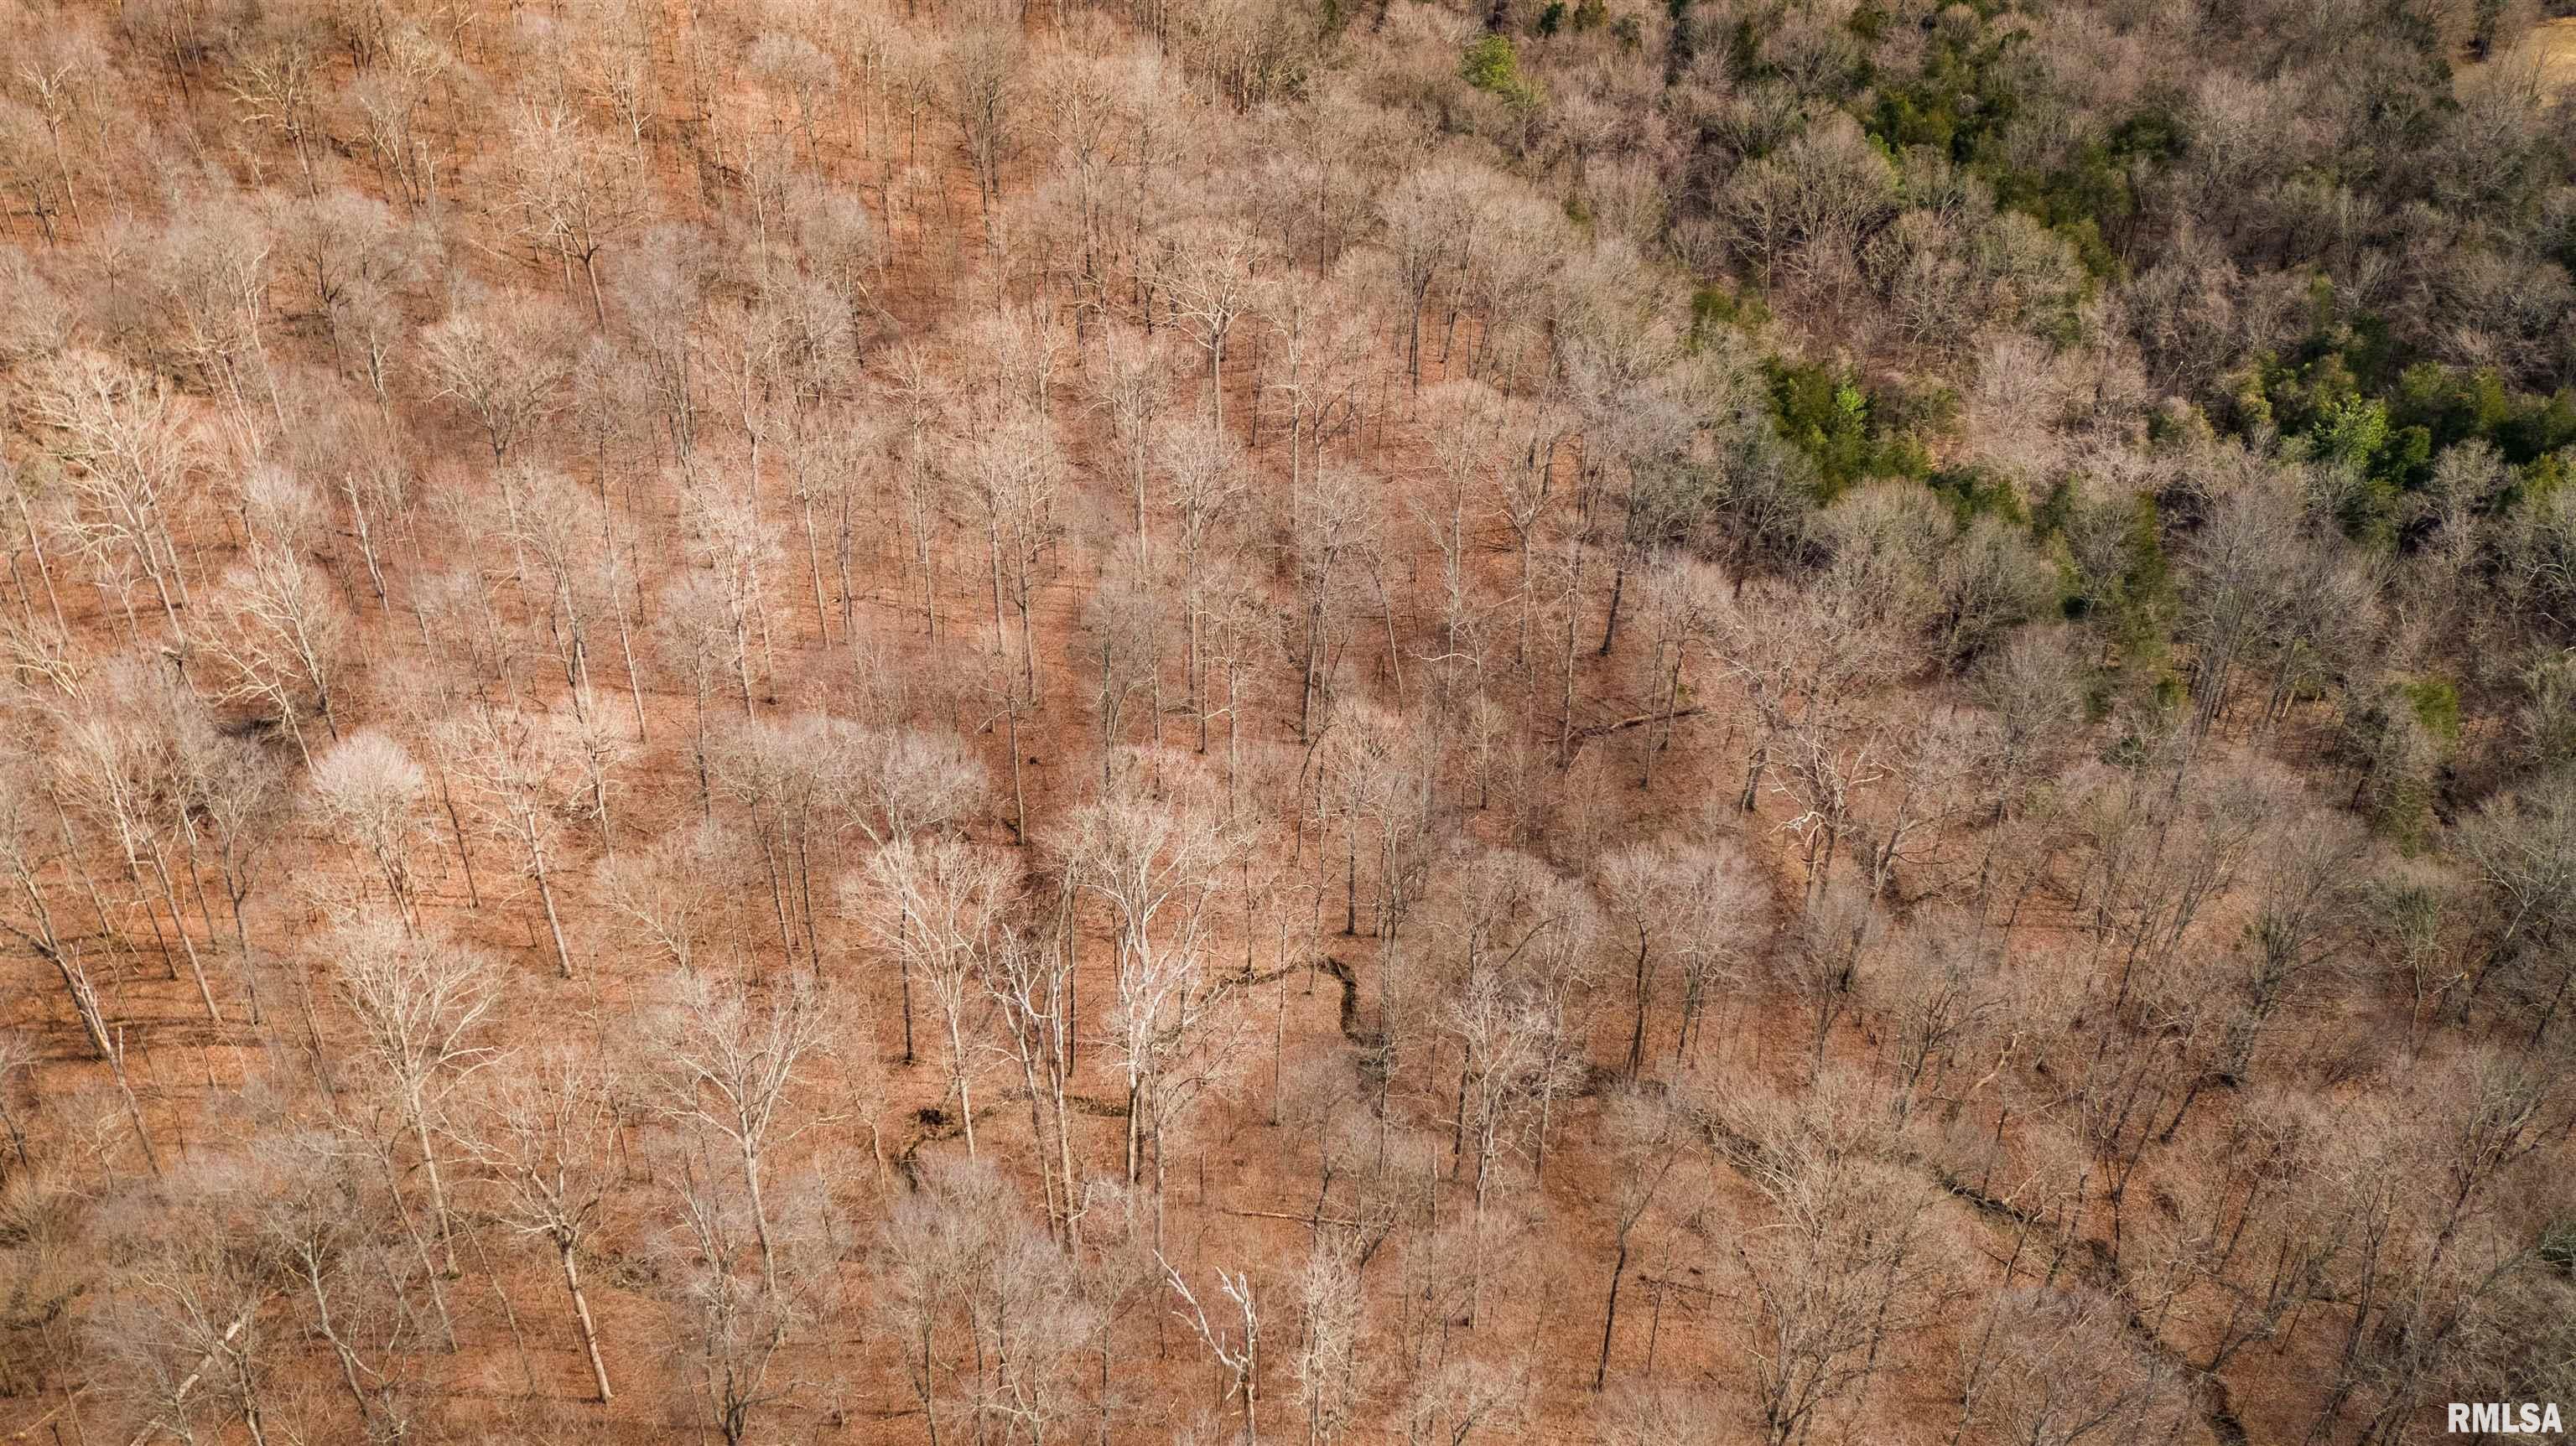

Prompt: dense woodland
[{"left": 2, "top": 0, "right": 2575, "bottom": 1439}]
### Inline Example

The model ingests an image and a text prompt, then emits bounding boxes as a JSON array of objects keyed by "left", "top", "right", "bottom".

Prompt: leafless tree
[
  {"left": 2458, "top": 771, "right": 2576, "bottom": 1039},
  {"left": 200, "top": 540, "right": 347, "bottom": 764},
  {"left": 308, "top": 728, "right": 428, "bottom": 925},
  {"left": 1084, "top": 559, "right": 1166, "bottom": 761},
  {"left": 49, "top": 669, "right": 226, "bottom": 1025},
  {"left": 460, "top": 1049, "right": 620, "bottom": 1403},
  {"left": 0, "top": 756, "right": 115, "bottom": 1060},
  {"left": 1089, "top": 324, "right": 1174, "bottom": 559},
  {"left": 320, "top": 916, "right": 497, "bottom": 1277},
  {"left": 1259, "top": 267, "right": 1375, "bottom": 490},
  {"left": 659, "top": 1150, "right": 818, "bottom": 1446},
  {"left": 600, "top": 818, "right": 748, "bottom": 977},
  {"left": 948, "top": 406, "right": 1065, "bottom": 692},
  {"left": 1779, "top": 879, "right": 1887, "bottom": 1073},
  {"left": 1289, "top": 1232, "right": 1369, "bottom": 1446},
  {"left": 1165, "top": 1255, "right": 1264, "bottom": 1446},
  {"left": 23, "top": 351, "right": 197, "bottom": 645},
  {"left": 143, "top": 200, "right": 283, "bottom": 428},
  {"left": 1398, "top": 1351, "right": 1527, "bottom": 1446},
  {"left": 252, "top": 1131, "right": 418, "bottom": 1441},
  {"left": 652, "top": 967, "right": 831, "bottom": 1287},
  {"left": 417, "top": 297, "right": 574, "bottom": 465},
  {"left": 862, "top": 834, "right": 1016, "bottom": 1154},
  {"left": 1158, "top": 220, "right": 1265, "bottom": 431},
  {"left": 435, "top": 705, "right": 581, "bottom": 977},
  {"left": 88, "top": 1165, "right": 278, "bottom": 1446},
  {"left": 1867, "top": 907, "right": 2005, "bottom": 1125},
  {"left": 1054, "top": 749, "right": 1246, "bottom": 1238},
  {"left": 1956, "top": 1288, "right": 2191, "bottom": 1446},
  {"left": 1377, "top": 160, "right": 1491, "bottom": 390},
  {"left": 675, "top": 473, "right": 780, "bottom": 713},
  {"left": 506, "top": 101, "right": 642, "bottom": 323},
  {"left": 939, "top": 23, "right": 1024, "bottom": 222},
  {"left": 1734, "top": 1127, "right": 1950, "bottom": 1446},
  {"left": 1286, "top": 466, "right": 1374, "bottom": 741},
  {"left": 1592, "top": 1091, "right": 1684, "bottom": 1391}
]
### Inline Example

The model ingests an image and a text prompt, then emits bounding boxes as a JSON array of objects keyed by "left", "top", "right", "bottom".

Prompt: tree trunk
[
  {"left": 1593, "top": 1233, "right": 1628, "bottom": 1391},
  {"left": 413, "top": 1110, "right": 460, "bottom": 1277},
  {"left": 530, "top": 837, "right": 575, "bottom": 978},
  {"left": 562, "top": 1241, "right": 615, "bottom": 1402}
]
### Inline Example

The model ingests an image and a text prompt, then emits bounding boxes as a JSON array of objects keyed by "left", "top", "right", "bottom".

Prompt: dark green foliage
[
  {"left": 1985, "top": 110, "right": 2182, "bottom": 278},
  {"left": 2341, "top": 682, "right": 2454, "bottom": 850},
  {"left": 1861, "top": 9, "right": 2181, "bottom": 279},
  {"left": 1665, "top": 0, "right": 1695, "bottom": 82},
  {"left": 2066, "top": 493, "right": 2178, "bottom": 698},
  {"left": 2541, "top": 1219, "right": 2576, "bottom": 1276},
  {"left": 1535, "top": 2, "right": 1563, "bottom": 35},
  {"left": 2390, "top": 365, "right": 2576, "bottom": 471},
  {"left": 1687, "top": 284, "right": 1767, "bottom": 351},
  {"left": 2235, "top": 296, "right": 2576, "bottom": 544},
  {"left": 1726, "top": 16, "right": 1760, "bottom": 81},
  {"left": 2030, "top": 474, "right": 2078, "bottom": 542},
  {"left": 1764, "top": 359, "right": 1877, "bottom": 499},
  {"left": 1867, "top": 25, "right": 2025, "bottom": 163},
  {"left": 2402, "top": 676, "right": 2462, "bottom": 749},
  {"left": 1461, "top": 33, "right": 1514, "bottom": 88},
  {"left": 1926, "top": 466, "right": 2026, "bottom": 530},
  {"left": 1723, "top": 3, "right": 1872, "bottom": 93},
  {"left": 1461, "top": 34, "right": 1541, "bottom": 108},
  {"left": 1759, "top": 358, "right": 1941, "bottom": 499},
  {"left": 2112, "top": 495, "right": 2174, "bottom": 661}
]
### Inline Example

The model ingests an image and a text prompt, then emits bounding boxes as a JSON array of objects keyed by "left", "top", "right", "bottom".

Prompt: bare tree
[
  {"left": 49, "top": 670, "right": 226, "bottom": 1025},
  {"left": 200, "top": 540, "right": 348, "bottom": 764},
  {"left": 1159, "top": 417, "right": 1247, "bottom": 747},
  {"left": 653, "top": 967, "right": 831, "bottom": 1286},
  {"left": 600, "top": 818, "right": 748, "bottom": 977},
  {"left": 252, "top": 1132, "right": 418, "bottom": 1442},
  {"left": 1165, "top": 1256, "right": 1264, "bottom": 1446},
  {"left": 660, "top": 1152, "right": 815, "bottom": 1446},
  {"left": 1866, "top": 907, "right": 2004, "bottom": 1124},
  {"left": 1054, "top": 749, "right": 1246, "bottom": 1237},
  {"left": 861, "top": 835, "right": 1016, "bottom": 1154},
  {"left": 506, "top": 101, "right": 642, "bottom": 323},
  {"left": 0, "top": 756, "right": 115, "bottom": 1059},
  {"left": 1956, "top": 1289, "right": 2191, "bottom": 1446},
  {"left": 1289, "top": 1231, "right": 1369, "bottom": 1446},
  {"left": 1088, "top": 324, "right": 1174, "bottom": 560},
  {"left": 321, "top": 916, "right": 497, "bottom": 1277},
  {"left": 89, "top": 1166, "right": 278, "bottom": 1446},
  {"left": 435, "top": 706, "right": 581, "bottom": 977},
  {"left": 461, "top": 1050, "right": 620, "bottom": 1403},
  {"left": 1083, "top": 560, "right": 1166, "bottom": 762},
  {"left": 417, "top": 297, "right": 574, "bottom": 465},
  {"left": 879, "top": 1155, "right": 1098, "bottom": 1445},
  {"left": 144, "top": 200, "right": 283, "bottom": 428},
  {"left": 1734, "top": 1126, "right": 1949, "bottom": 1446},
  {"left": 1781, "top": 880, "right": 1887, "bottom": 1073},
  {"left": 947, "top": 407, "right": 1065, "bottom": 691},
  {"left": 1158, "top": 220, "right": 1265, "bottom": 431},
  {"left": 308, "top": 728, "right": 428, "bottom": 924},
  {"left": 1399, "top": 1351, "right": 1527, "bottom": 1446},
  {"left": 939, "top": 24, "right": 1024, "bottom": 223},
  {"left": 23, "top": 351, "right": 196, "bottom": 645},
  {"left": 1592, "top": 1091, "right": 1684, "bottom": 1391}
]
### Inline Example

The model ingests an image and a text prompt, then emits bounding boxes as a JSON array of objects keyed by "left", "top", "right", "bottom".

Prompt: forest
[{"left": 1, "top": 0, "right": 2574, "bottom": 1439}]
